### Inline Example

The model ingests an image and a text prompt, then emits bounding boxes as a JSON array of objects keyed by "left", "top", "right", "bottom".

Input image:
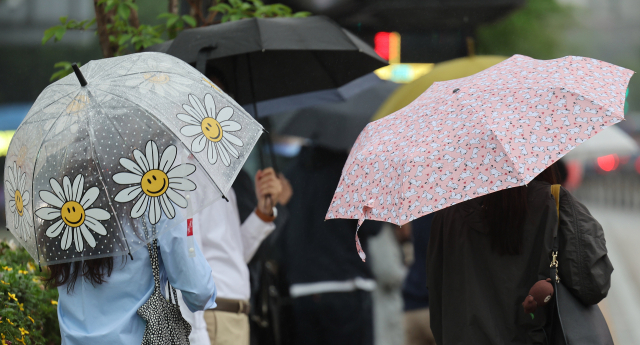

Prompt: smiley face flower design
[
  {"left": 113, "top": 140, "right": 197, "bottom": 225},
  {"left": 177, "top": 93, "right": 244, "bottom": 167},
  {"left": 35, "top": 174, "right": 111, "bottom": 252},
  {"left": 5, "top": 162, "right": 33, "bottom": 241}
]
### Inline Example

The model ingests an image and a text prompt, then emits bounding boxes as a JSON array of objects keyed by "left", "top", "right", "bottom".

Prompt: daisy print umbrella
[{"left": 5, "top": 52, "right": 263, "bottom": 264}]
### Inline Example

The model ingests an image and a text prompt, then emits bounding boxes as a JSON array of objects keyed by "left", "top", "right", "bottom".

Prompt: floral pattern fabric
[{"left": 325, "top": 55, "right": 634, "bottom": 259}]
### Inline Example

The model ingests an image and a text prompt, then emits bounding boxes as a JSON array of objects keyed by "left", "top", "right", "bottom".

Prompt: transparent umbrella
[{"left": 4, "top": 52, "right": 263, "bottom": 265}]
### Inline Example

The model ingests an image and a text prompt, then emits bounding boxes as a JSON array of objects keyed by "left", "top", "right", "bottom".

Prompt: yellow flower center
[
  {"left": 141, "top": 170, "right": 169, "bottom": 197},
  {"left": 143, "top": 73, "right": 170, "bottom": 84},
  {"left": 61, "top": 201, "right": 85, "bottom": 227},
  {"left": 66, "top": 95, "right": 90, "bottom": 114},
  {"left": 14, "top": 190, "right": 24, "bottom": 217},
  {"left": 201, "top": 117, "right": 223, "bottom": 142}
]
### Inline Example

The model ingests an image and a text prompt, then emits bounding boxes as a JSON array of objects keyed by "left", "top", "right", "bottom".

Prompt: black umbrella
[
  {"left": 271, "top": 74, "right": 399, "bottom": 151},
  {"left": 150, "top": 16, "right": 387, "bottom": 105}
]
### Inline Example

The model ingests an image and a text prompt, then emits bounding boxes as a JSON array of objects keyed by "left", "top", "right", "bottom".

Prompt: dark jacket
[
  {"left": 426, "top": 180, "right": 613, "bottom": 345},
  {"left": 402, "top": 213, "right": 434, "bottom": 311},
  {"left": 283, "top": 146, "right": 381, "bottom": 285}
]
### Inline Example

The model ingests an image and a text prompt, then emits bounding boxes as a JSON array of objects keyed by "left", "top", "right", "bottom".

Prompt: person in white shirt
[{"left": 179, "top": 167, "right": 283, "bottom": 345}]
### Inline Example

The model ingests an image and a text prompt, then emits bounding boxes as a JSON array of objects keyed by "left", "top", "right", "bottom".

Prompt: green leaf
[
  {"left": 182, "top": 15, "right": 197, "bottom": 27},
  {"left": 292, "top": 11, "right": 311, "bottom": 18},
  {"left": 54, "top": 26, "right": 67, "bottom": 42},
  {"left": 167, "top": 15, "right": 179, "bottom": 28},
  {"left": 117, "top": 3, "right": 131, "bottom": 20},
  {"left": 42, "top": 27, "right": 57, "bottom": 44},
  {"left": 118, "top": 33, "right": 132, "bottom": 45},
  {"left": 59, "top": 16, "right": 68, "bottom": 24},
  {"left": 157, "top": 13, "right": 175, "bottom": 19}
]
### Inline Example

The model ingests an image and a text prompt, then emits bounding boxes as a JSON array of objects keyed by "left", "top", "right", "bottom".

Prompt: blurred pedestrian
[
  {"left": 369, "top": 223, "right": 407, "bottom": 345},
  {"left": 283, "top": 145, "right": 381, "bottom": 345},
  {"left": 426, "top": 164, "right": 613, "bottom": 344},
  {"left": 402, "top": 214, "right": 436, "bottom": 345}
]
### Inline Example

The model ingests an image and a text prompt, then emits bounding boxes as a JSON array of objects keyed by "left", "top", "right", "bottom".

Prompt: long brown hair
[
  {"left": 45, "top": 257, "right": 115, "bottom": 293},
  {"left": 482, "top": 163, "right": 560, "bottom": 256}
]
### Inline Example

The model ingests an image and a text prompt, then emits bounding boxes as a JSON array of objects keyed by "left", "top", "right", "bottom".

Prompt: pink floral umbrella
[{"left": 325, "top": 54, "right": 634, "bottom": 261}]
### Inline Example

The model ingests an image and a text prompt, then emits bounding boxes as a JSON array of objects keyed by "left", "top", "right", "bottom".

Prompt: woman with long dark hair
[
  {"left": 426, "top": 163, "right": 613, "bottom": 344},
  {"left": 48, "top": 222, "right": 217, "bottom": 344}
]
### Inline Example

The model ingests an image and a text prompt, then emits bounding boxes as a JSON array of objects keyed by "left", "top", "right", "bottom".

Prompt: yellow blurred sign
[
  {"left": 375, "top": 63, "right": 435, "bottom": 84},
  {"left": 0, "top": 130, "right": 15, "bottom": 157}
]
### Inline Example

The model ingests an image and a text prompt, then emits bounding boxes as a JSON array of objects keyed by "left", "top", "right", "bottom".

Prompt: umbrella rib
[
  {"left": 309, "top": 50, "right": 340, "bottom": 88},
  {"left": 30, "top": 88, "right": 83, "bottom": 264}
]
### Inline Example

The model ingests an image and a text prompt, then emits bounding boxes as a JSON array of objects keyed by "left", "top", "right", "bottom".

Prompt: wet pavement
[{"left": 587, "top": 205, "right": 640, "bottom": 345}]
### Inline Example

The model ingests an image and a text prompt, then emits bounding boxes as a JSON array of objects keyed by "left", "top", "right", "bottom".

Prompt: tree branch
[
  {"left": 168, "top": 0, "right": 179, "bottom": 15},
  {"left": 93, "top": 0, "right": 118, "bottom": 58}
]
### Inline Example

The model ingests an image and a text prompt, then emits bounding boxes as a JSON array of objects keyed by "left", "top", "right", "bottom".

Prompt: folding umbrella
[
  {"left": 324, "top": 54, "right": 634, "bottom": 260},
  {"left": 4, "top": 52, "right": 263, "bottom": 265}
]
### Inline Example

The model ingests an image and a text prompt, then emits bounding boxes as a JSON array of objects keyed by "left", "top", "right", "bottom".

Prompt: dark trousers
[{"left": 292, "top": 290, "right": 373, "bottom": 345}]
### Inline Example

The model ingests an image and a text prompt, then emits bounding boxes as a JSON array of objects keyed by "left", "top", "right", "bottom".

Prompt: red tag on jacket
[{"left": 187, "top": 218, "right": 193, "bottom": 236}]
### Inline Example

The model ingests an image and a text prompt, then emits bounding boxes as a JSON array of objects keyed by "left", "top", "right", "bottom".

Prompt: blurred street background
[{"left": 1, "top": 0, "right": 640, "bottom": 344}]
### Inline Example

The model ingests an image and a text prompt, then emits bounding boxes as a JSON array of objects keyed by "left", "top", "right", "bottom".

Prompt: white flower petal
[
  {"left": 18, "top": 172, "right": 26, "bottom": 194},
  {"left": 149, "top": 197, "right": 161, "bottom": 225},
  {"left": 217, "top": 142, "right": 231, "bottom": 167},
  {"left": 23, "top": 209, "right": 33, "bottom": 227},
  {"left": 80, "top": 187, "right": 100, "bottom": 208},
  {"left": 50, "top": 178, "right": 66, "bottom": 202},
  {"left": 61, "top": 227, "right": 73, "bottom": 250},
  {"left": 72, "top": 174, "right": 84, "bottom": 202},
  {"left": 40, "top": 190, "right": 64, "bottom": 208},
  {"left": 5, "top": 179, "right": 15, "bottom": 195},
  {"left": 205, "top": 94, "right": 216, "bottom": 119},
  {"left": 85, "top": 216, "right": 107, "bottom": 235},
  {"left": 45, "top": 219, "right": 65, "bottom": 238},
  {"left": 169, "top": 178, "right": 196, "bottom": 191},
  {"left": 133, "top": 149, "right": 150, "bottom": 172},
  {"left": 160, "top": 194, "right": 175, "bottom": 219},
  {"left": 9, "top": 200, "right": 15, "bottom": 213},
  {"left": 220, "top": 120, "right": 241, "bottom": 132},
  {"left": 63, "top": 176, "right": 73, "bottom": 201},
  {"left": 167, "top": 164, "right": 196, "bottom": 178},
  {"left": 160, "top": 145, "right": 177, "bottom": 172},
  {"left": 191, "top": 134, "right": 207, "bottom": 153},
  {"left": 115, "top": 185, "right": 142, "bottom": 203},
  {"left": 113, "top": 172, "right": 142, "bottom": 185},
  {"left": 182, "top": 104, "right": 204, "bottom": 121},
  {"left": 131, "top": 194, "right": 148, "bottom": 219},
  {"left": 216, "top": 107, "right": 234, "bottom": 122},
  {"left": 191, "top": 94, "right": 209, "bottom": 120},
  {"left": 21, "top": 190, "right": 30, "bottom": 205},
  {"left": 119, "top": 158, "right": 143, "bottom": 175},
  {"left": 74, "top": 227, "right": 83, "bottom": 252},
  {"left": 85, "top": 208, "right": 111, "bottom": 221},
  {"left": 166, "top": 188, "right": 188, "bottom": 208},
  {"left": 181, "top": 125, "right": 203, "bottom": 137},
  {"left": 221, "top": 137, "right": 239, "bottom": 159},
  {"left": 177, "top": 113, "right": 201, "bottom": 125},
  {"left": 207, "top": 142, "right": 218, "bottom": 165},
  {"left": 35, "top": 207, "right": 61, "bottom": 221},
  {"left": 146, "top": 141, "right": 159, "bottom": 170},
  {"left": 223, "top": 132, "right": 244, "bottom": 147},
  {"left": 80, "top": 224, "right": 96, "bottom": 248}
]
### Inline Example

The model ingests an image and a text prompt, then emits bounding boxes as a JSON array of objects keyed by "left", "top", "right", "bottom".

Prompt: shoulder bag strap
[{"left": 550, "top": 184, "right": 561, "bottom": 283}]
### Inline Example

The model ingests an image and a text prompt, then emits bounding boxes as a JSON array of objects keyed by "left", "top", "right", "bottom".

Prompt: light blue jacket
[{"left": 57, "top": 224, "right": 217, "bottom": 345}]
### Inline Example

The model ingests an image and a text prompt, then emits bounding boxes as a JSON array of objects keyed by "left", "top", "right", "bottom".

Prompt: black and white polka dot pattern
[{"left": 137, "top": 238, "right": 191, "bottom": 344}]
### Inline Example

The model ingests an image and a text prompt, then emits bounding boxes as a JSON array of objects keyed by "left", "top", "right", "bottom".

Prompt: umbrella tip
[{"left": 71, "top": 63, "right": 88, "bottom": 87}]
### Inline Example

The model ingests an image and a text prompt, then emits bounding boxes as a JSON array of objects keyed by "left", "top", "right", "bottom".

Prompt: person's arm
[
  {"left": 426, "top": 213, "right": 445, "bottom": 345},
  {"left": 158, "top": 221, "right": 217, "bottom": 313},
  {"left": 558, "top": 187, "right": 613, "bottom": 305},
  {"left": 239, "top": 168, "right": 282, "bottom": 262}
]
